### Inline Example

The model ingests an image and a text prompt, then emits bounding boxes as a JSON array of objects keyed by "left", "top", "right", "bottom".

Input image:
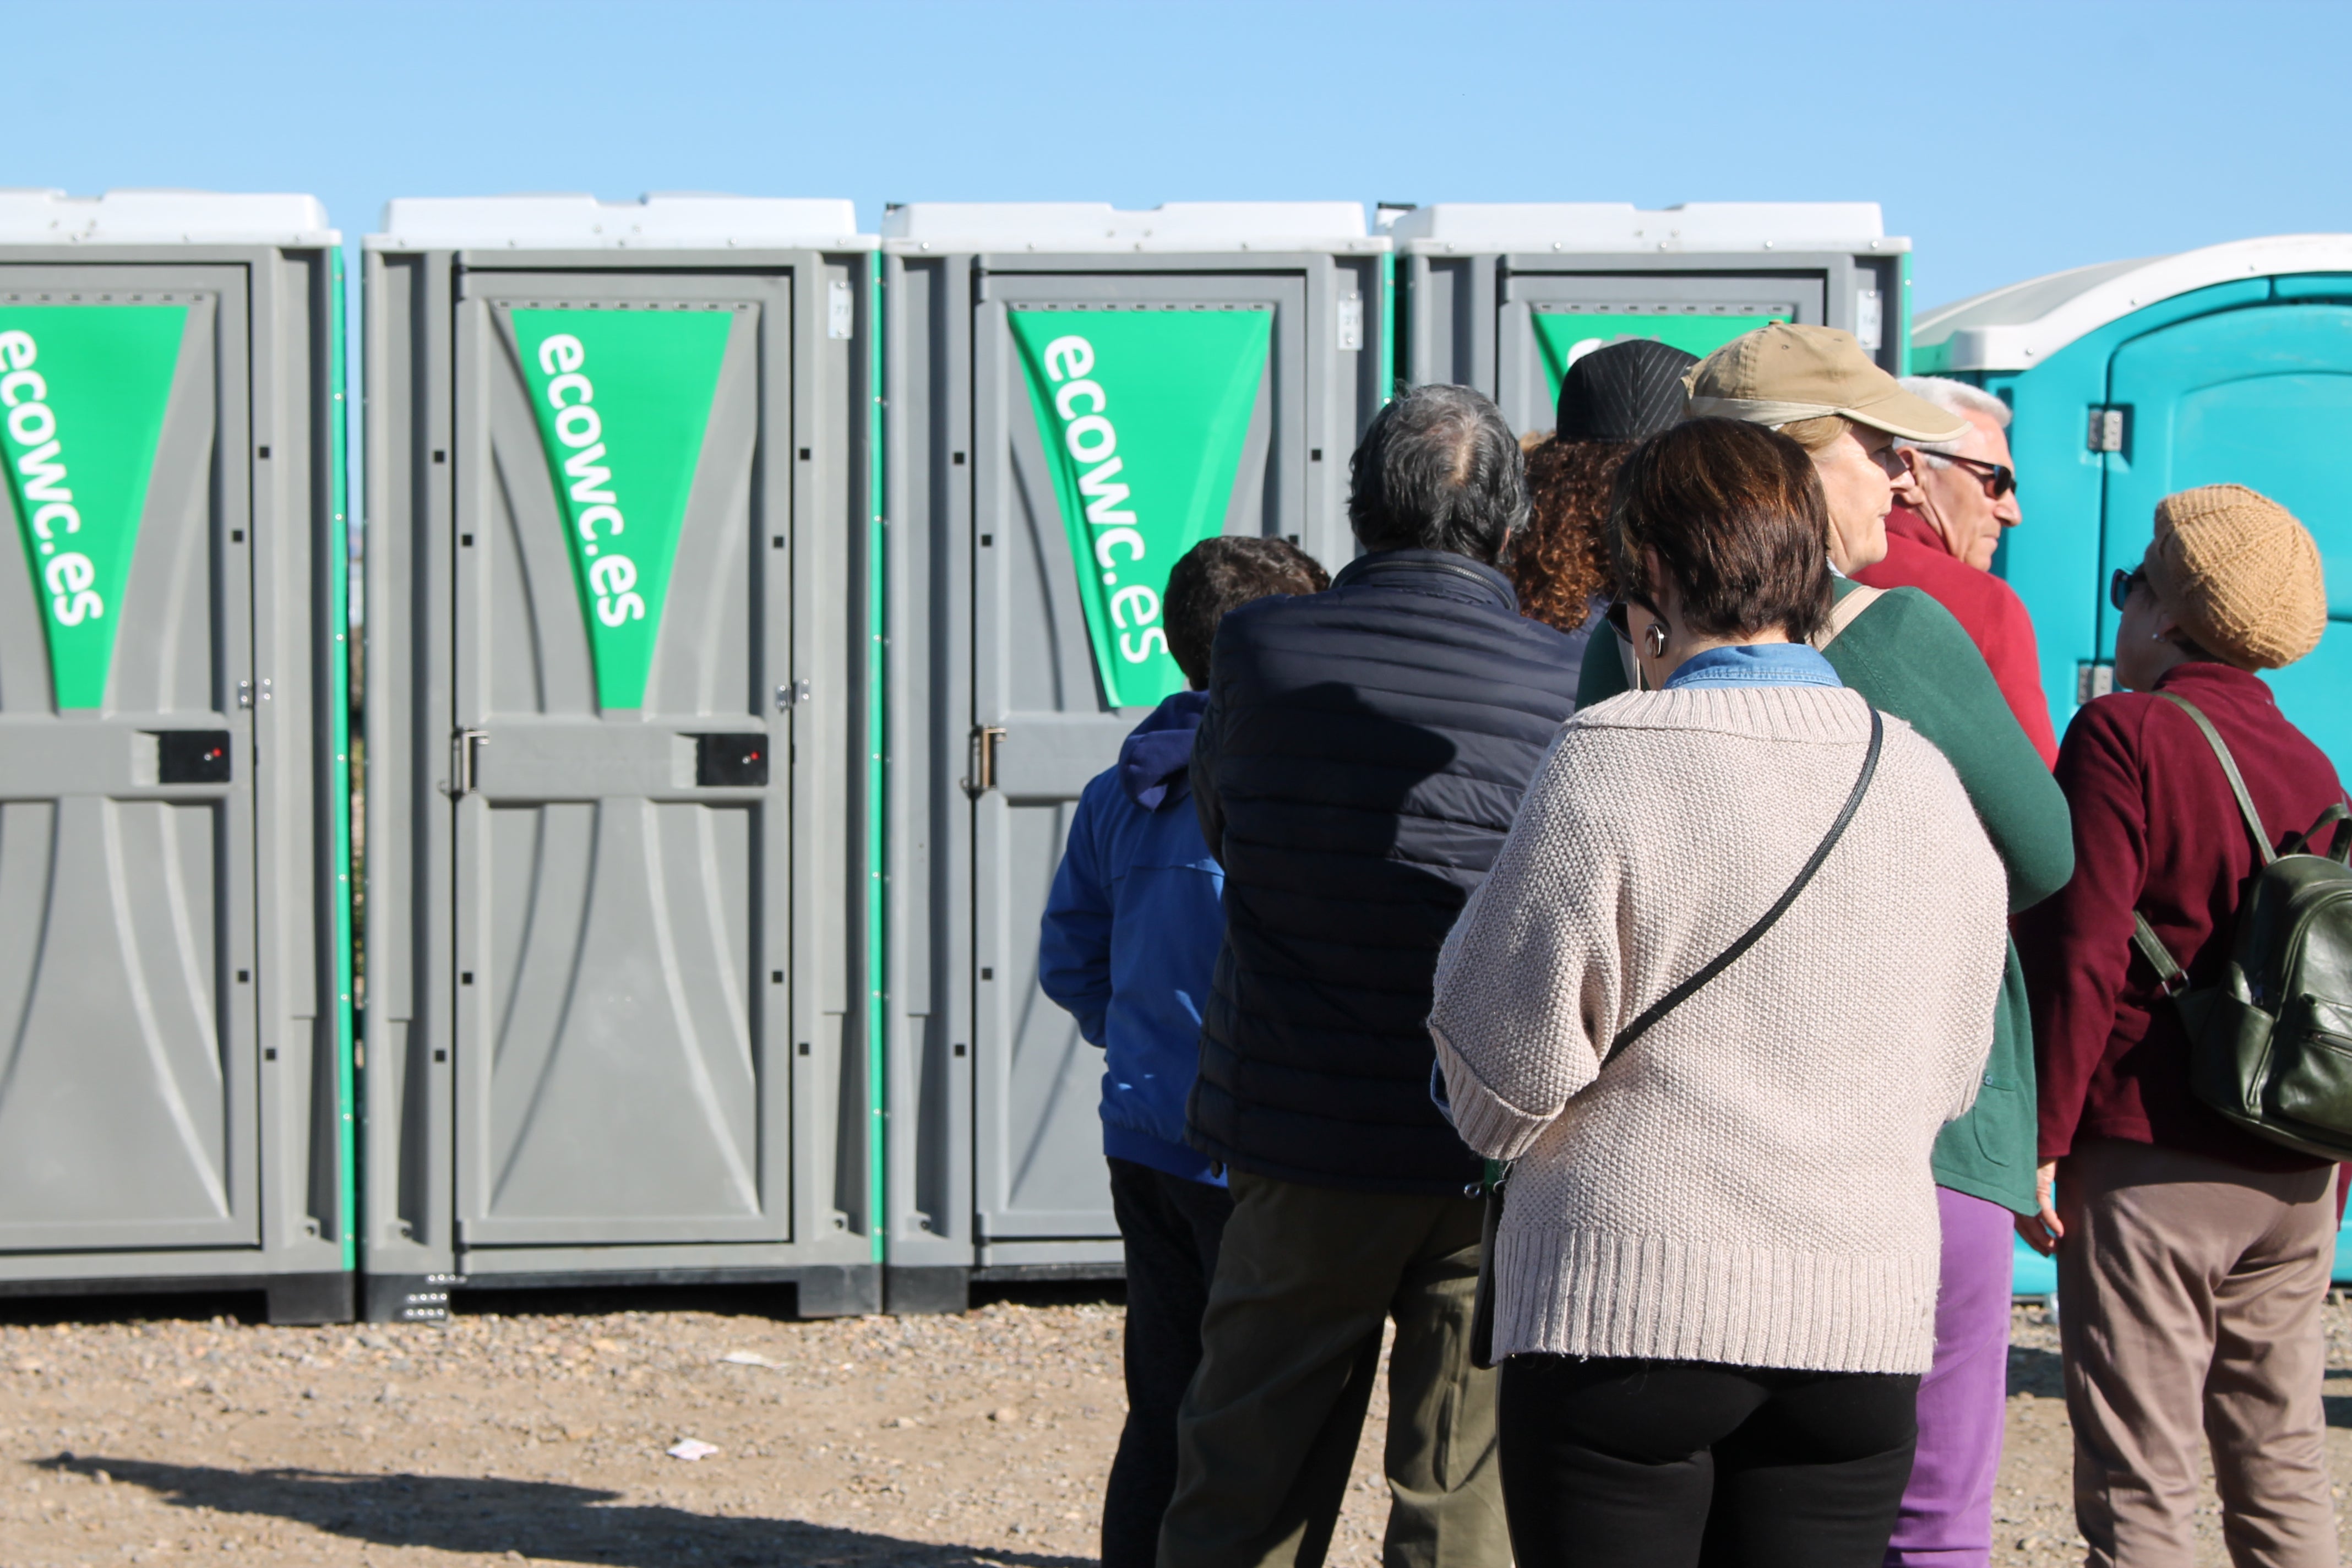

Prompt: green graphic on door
[
  {"left": 1011, "top": 308, "right": 1272, "bottom": 709},
  {"left": 1532, "top": 312, "right": 1789, "bottom": 409},
  {"left": 512, "top": 307, "right": 733, "bottom": 710},
  {"left": 0, "top": 304, "right": 187, "bottom": 711}
]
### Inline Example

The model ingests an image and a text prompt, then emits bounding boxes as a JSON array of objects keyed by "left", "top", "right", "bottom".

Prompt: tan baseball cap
[{"left": 1683, "top": 323, "right": 1969, "bottom": 443}]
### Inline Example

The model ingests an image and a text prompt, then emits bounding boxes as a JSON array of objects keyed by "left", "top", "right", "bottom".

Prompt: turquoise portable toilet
[{"left": 1913, "top": 236, "right": 2352, "bottom": 1293}]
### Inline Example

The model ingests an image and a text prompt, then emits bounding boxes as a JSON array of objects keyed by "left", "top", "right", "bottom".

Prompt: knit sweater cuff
[{"left": 1432, "top": 1028, "right": 1553, "bottom": 1161}]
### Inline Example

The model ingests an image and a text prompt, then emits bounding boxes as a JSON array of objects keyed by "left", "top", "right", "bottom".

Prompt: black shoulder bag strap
[{"left": 1470, "top": 706, "right": 1885, "bottom": 1368}]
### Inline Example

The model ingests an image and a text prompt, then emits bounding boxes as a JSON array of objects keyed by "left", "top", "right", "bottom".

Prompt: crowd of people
[{"left": 1037, "top": 322, "right": 2345, "bottom": 1568}]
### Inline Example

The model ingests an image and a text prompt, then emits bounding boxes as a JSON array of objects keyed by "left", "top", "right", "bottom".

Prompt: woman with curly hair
[{"left": 1505, "top": 340, "right": 1700, "bottom": 680}]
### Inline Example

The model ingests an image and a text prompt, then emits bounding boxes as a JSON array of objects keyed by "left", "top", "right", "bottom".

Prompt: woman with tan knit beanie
[
  {"left": 2018, "top": 484, "right": 2345, "bottom": 1567},
  {"left": 1430, "top": 417, "right": 2010, "bottom": 1568}
]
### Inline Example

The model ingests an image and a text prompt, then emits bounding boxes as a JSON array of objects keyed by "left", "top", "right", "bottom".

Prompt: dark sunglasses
[
  {"left": 1936, "top": 452, "right": 2018, "bottom": 499},
  {"left": 1603, "top": 596, "right": 1662, "bottom": 637},
  {"left": 2110, "top": 566, "right": 2146, "bottom": 612}
]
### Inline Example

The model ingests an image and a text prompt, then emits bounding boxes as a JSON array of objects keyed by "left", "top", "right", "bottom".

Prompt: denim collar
[{"left": 1662, "top": 642, "right": 1843, "bottom": 691}]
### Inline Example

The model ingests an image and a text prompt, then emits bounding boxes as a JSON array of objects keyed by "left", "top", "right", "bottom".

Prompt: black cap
[{"left": 1555, "top": 339, "right": 1700, "bottom": 443}]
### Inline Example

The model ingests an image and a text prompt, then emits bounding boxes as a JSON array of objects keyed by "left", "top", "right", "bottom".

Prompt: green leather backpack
[{"left": 2131, "top": 694, "right": 2352, "bottom": 1160}]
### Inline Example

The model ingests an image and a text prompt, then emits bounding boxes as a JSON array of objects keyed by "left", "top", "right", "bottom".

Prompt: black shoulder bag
[{"left": 1468, "top": 707, "right": 1885, "bottom": 1369}]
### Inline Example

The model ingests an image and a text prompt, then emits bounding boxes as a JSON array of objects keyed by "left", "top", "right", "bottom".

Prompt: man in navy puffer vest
[
  {"left": 1039, "top": 536, "right": 1329, "bottom": 1568},
  {"left": 1161, "top": 386, "right": 1585, "bottom": 1568}
]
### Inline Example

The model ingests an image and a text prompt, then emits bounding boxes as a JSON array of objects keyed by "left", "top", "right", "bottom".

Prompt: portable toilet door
[
  {"left": 361, "top": 197, "right": 881, "bottom": 1324},
  {"left": 1914, "top": 233, "right": 2352, "bottom": 1291},
  {"left": 879, "top": 203, "right": 1390, "bottom": 1312},
  {"left": 0, "top": 190, "right": 353, "bottom": 1323},
  {"left": 1386, "top": 203, "right": 1909, "bottom": 434}
]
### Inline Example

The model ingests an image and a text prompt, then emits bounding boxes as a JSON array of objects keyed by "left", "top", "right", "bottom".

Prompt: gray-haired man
[
  {"left": 1159, "top": 385, "right": 1582, "bottom": 1568},
  {"left": 1856, "top": 375, "right": 2058, "bottom": 765}
]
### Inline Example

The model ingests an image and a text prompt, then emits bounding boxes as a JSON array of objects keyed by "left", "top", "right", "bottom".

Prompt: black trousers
[
  {"left": 1102, "top": 1156, "right": 1234, "bottom": 1568},
  {"left": 1496, "top": 1354, "right": 1920, "bottom": 1568}
]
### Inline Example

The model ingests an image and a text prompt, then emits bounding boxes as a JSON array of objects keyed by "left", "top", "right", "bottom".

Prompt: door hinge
[
  {"left": 1336, "top": 291, "right": 1364, "bottom": 352},
  {"left": 449, "top": 729, "right": 488, "bottom": 796},
  {"left": 1854, "top": 287, "right": 1885, "bottom": 354},
  {"left": 2076, "top": 662, "right": 2116, "bottom": 705},
  {"left": 775, "top": 678, "right": 812, "bottom": 712},
  {"left": 2087, "top": 406, "right": 2130, "bottom": 454},
  {"left": 961, "top": 724, "right": 1006, "bottom": 798},
  {"left": 237, "top": 679, "right": 253, "bottom": 710},
  {"left": 827, "top": 280, "right": 855, "bottom": 340}
]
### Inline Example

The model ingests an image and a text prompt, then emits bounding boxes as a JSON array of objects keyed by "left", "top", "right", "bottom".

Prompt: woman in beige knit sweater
[{"left": 1429, "top": 417, "right": 2010, "bottom": 1568}]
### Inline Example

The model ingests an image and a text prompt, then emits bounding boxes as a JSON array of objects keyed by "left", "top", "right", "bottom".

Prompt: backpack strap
[
  {"left": 1606, "top": 707, "right": 1884, "bottom": 1061},
  {"left": 1809, "top": 584, "right": 1882, "bottom": 654},
  {"left": 2132, "top": 912, "right": 2191, "bottom": 998},
  {"left": 2282, "top": 802, "right": 2352, "bottom": 863},
  {"left": 2155, "top": 693, "right": 2274, "bottom": 865}
]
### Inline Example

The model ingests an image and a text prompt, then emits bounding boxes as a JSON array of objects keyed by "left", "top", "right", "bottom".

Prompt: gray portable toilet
[
  {"left": 1387, "top": 203, "right": 1909, "bottom": 434},
  {"left": 878, "top": 202, "right": 1390, "bottom": 1311},
  {"left": 360, "top": 195, "right": 881, "bottom": 1323},
  {"left": 0, "top": 189, "right": 353, "bottom": 1322}
]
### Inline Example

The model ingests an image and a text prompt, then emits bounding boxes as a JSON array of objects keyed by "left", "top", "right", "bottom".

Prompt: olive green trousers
[{"left": 1156, "top": 1170, "right": 1507, "bottom": 1568}]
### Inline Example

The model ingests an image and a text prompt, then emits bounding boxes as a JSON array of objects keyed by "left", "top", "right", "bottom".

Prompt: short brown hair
[
  {"left": 1507, "top": 435, "right": 1631, "bottom": 633},
  {"left": 1164, "top": 536, "right": 1330, "bottom": 687},
  {"left": 1608, "top": 418, "right": 1832, "bottom": 644}
]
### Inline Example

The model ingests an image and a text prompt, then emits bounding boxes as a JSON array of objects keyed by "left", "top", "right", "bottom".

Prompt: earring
[{"left": 1643, "top": 622, "right": 1670, "bottom": 658}]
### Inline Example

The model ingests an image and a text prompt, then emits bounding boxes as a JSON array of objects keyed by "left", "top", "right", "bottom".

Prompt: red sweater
[
  {"left": 1854, "top": 508, "right": 2060, "bottom": 767},
  {"left": 2018, "top": 663, "right": 2348, "bottom": 1172}
]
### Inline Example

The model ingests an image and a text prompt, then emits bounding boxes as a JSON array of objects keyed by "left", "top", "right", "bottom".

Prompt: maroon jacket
[
  {"left": 1855, "top": 507, "right": 2060, "bottom": 767},
  {"left": 2020, "top": 662, "right": 2348, "bottom": 1172}
]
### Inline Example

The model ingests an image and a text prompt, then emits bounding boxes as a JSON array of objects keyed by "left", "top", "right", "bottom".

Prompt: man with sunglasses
[{"left": 1854, "top": 375, "right": 2060, "bottom": 766}]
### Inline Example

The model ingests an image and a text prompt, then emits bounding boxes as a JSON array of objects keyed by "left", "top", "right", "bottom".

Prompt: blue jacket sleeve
[{"left": 1037, "top": 787, "right": 1114, "bottom": 1048}]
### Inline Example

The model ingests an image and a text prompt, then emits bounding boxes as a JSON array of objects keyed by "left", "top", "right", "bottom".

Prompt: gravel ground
[{"left": 2, "top": 1288, "right": 2348, "bottom": 1567}]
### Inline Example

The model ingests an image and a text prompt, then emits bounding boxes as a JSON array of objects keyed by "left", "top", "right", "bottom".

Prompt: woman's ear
[{"left": 1639, "top": 547, "right": 1667, "bottom": 618}]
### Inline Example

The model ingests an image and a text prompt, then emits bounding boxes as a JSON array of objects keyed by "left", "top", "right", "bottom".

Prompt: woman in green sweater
[{"left": 1576, "top": 324, "right": 2073, "bottom": 1566}]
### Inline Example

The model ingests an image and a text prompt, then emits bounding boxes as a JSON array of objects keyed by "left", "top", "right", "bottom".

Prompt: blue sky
[{"left": 10, "top": 0, "right": 2347, "bottom": 309}]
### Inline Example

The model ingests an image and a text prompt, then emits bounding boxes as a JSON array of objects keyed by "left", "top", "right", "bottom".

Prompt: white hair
[{"left": 1894, "top": 375, "right": 2010, "bottom": 460}]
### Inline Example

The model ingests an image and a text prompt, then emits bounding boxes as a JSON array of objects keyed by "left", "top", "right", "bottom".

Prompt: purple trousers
[{"left": 1885, "top": 1186, "right": 2015, "bottom": 1568}]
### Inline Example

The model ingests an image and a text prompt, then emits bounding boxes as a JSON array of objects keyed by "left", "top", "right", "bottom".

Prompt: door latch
[
  {"left": 961, "top": 724, "right": 1007, "bottom": 798},
  {"left": 449, "top": 729, "right": 488, "bottom": 796}
]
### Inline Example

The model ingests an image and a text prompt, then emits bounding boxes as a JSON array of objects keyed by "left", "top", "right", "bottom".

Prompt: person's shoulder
[
  {"left": 1877, "top": 709, "right": 1967, "bottom": 782},
  {"left": 2051, "top": 688, "right": 2162, "bottom": 771},
  {"left": 1213, "top": 589, "right": 1315, "bottom": 644},
  {"left": 1854, "top": 580, "right": 1974, "bottom": 643},
  {"left": 1069, "top": 760, "right": 1137, "bottom": 833},
  {"left": 1876, "top": 713, "right": 2006, "bottom": 839}
]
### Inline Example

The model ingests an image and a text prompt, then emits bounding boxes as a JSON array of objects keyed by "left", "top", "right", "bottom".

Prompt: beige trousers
[{"left": 2056, "top": 1137, "right": 2339, "bottom": 1568}]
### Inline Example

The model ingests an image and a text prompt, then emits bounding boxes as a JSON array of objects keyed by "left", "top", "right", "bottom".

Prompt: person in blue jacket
[{"left": 1039, "top": 533, "right": 1329, "bottom": 1568}]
